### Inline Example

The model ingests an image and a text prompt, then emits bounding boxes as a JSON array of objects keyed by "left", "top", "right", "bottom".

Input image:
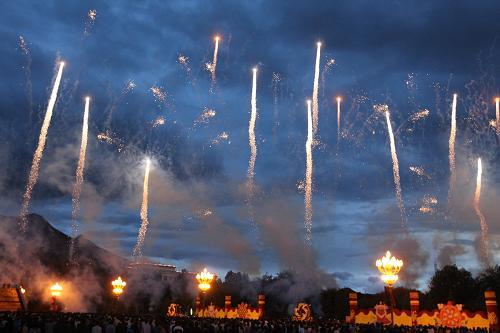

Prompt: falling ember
[
  {"left": 246, "top": 68, "right": 258, "bottom": 223},
  {"left": 194, "top": 107, "right": 216, "bottom": 126},
  {"left": 409, "top": 109, "right": 430, "bottom": 122},
  {"left": 419, "top": 195, "right": 438, "bottom": 214},
  {"left": 304, "top": 100, "right": 314, "bottom": 244},
  {"left": 132, "top": 158, "right": 152, "bottom": 260},
  {"left": 19, "top": 61, "right": 65, "bottom": 231},
  {"left": 209, "top": 35, "right": 220, "bottom": 93},
  {"left": 18, "top": 36, "right": 29, "bottom": 54},
  {"left": 336, "top": 97, "right": 342, "bottom": 139},
  {"left": 473, "top": 158, "right": 490, "bottom": 265},
  {"left": 124, "top": 80, "right": 136, "bottom": 93},
  {"left": 84, "top": 9, "right": 97, "bottom": 36},
  {"left": 210, "top": 131, "right": 230, "bottom": 146},
  {"left": 380, "top": 105, "right": 407, "bottom": 228},
  {"left": 150, "top": 86, "right": 167, "bottom": 103},
  {"left": 409, "top": 166, "right": 431, "bottom": 180},
  {"left": 447, "top": 94, "right": 457, "bottom": 208},
  {"left": 312, "top": 42, "right": 321, "bottom": 135},
  {"left": 496, "top": 98, "right": 499, "bottom": 136},
  {"left": 69, "top": 97, "right": 91, "bottom": 263},
  {"left": 152, "top": 116, "right": 166, "bottom": 128}
]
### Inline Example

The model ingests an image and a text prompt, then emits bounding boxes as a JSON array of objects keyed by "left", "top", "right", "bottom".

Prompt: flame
[
  {"left": 50, "top": 283, "right": 63, "bottom": 297},
  {"left": 20, "top": 61, "right": 65, "bottom": 231}
]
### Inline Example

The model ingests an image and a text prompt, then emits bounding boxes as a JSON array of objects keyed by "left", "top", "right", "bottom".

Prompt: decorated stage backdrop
[
  {"left": 348, "top": 291, "right": 499, "bottom": 331},
  {"left": 194, "top": 295, "right": 265, "bottom": 320}
]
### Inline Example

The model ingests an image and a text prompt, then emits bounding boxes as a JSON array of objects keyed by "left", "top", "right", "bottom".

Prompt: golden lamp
[
  {"left": 196, "top": 268, "right": 215, "bottom": 292},
  {"left": 111, "top": 277, "right": 126, "bottom": 296},
  {"left": 375, "top": 251, "right": 403, "bottom": 286}
]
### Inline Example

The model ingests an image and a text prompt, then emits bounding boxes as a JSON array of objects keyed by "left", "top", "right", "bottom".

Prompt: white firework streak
[
  {"left": 246, "top": 68, "right": 258, "bottom": 224},
  {"left": 383, "top": 106, "right": 407, "bottom": 228},
  {"left": 312, "top": 42, "right": 321, "bottom": 135},
  {"left": 69, "top": 97, "right": 91, "bottom": 263},
  {"left": 473, "top": 158, "right": 490, "bottom": 266},
  {"left": 19, "top": 61, "right": 65, "bottom": 231},
  {"left": 447, "top": 94, "right": 457, "bottom": 209},
  {"left": 133, "top": 159, "right": 151, "bottom": 260},
  {"left": 496, "top": 98, "right": 499, "bottom": 136},
  {"left": 304, "top": 100, "right": 314, "bottom": 244},
  {"left": 210, "top": 36, "right": 220, "bottom": 93}
]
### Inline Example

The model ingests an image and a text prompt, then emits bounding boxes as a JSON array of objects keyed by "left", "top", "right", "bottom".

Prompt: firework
[
  {"left": 496, "top": 98, "right": 499, "bottom": 136},
  {"left": 447, "top": 94, "right": 457, "bottom": 209},
  {"left": 410, "top": 109, "right": 430, "bottom": 122},
  {"left": 124, "top": 80, "right": 136, "bottom": 93},
  {"left": 69, "top": 97, "right": 91, "bottom": 263},
  {"left": 419, "top": 195, "right": 438, "bottom": 214},
  {"left": 473, "top": 158, "right": 490, "bottom": 265},
  {"left": 312, "top": 42, "right": 321, "bottom": 135},
  {"left": 210, "top": 131, "right": 230, "bottom": 146},
  {"left": 150, "top": 86, "right": 167, "bottom": 103},
  {"left": 84, "top": 9, "right": 97, "bottom": 36},
  {"left": 380, "top": 105, "right": 407, "bottom": 228},
  {"left": 97, "top": 131, "right": 125, "bottom": 152},
  {"left": 336, "top": 96, "right": 342, "bottom": 138},
  {"left": 304, "top": 100, "right": 314, "bottom": 244},
  {"left": 409, "top": 166, "right": 431, "bottom": 180},
  {"left": 133, "top": 158, "right": 152, "bottom": 259},
  {"left": 19, "top": 61, "right": 65, "bottom": 231},
  {"left": 194, "top": 107, "right": 216, "bottom": 126},
  {"left": 152, "top": 116, "right": 166, "bottom": 128},
  {"left": 209, "top": 35, "right": 220, "bottom": 93},
  {"left": 246, "top": 67, "right": 258, "bottom": 224},
  {"left": 18, "top": 36, "right": 33, "bottom": 121},
  {"left": 272, "top": 72, "right": 281, "bottom": 136}
]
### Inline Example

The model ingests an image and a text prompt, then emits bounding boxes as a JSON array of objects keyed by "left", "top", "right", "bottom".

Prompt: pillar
[
  {"left": 485, "top": 291, "right": 499, "bottom": 333},
  {"left": 225, "top": 295, "right": 232, "bottom": 311},
  {"left": 258, "top": 294, "right": 265, "bottom": 316},
  {"left": 349, "top": 292, "right": 358, "bottom": 324},
  {"left": 410, "top": 291, "right": 420, "bottom": 326}
]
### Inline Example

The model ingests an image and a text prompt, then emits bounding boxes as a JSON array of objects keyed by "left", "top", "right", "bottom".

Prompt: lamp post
[
  {"left": 50, "top": 283, "right": 63, "bottom": 312},
  {"left": 196, "top": 268, "right": 215, "bottom": 312},
  {"left": 376, "top": 251, "right": 403, "bottom": 325}
]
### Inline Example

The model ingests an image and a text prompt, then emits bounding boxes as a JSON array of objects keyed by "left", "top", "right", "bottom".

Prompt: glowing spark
[
  {"left": 474, "top": 158, "right": 490, "bottom": 265},
  {"left": 84, "top": 9, "right": 97, "bottom": 36},
  {"left": 496, "top": 98, "right": 499, "bottom": 136},
  {"left": 304, "top": 100, "right": 314, "bottom": 244},
  {"left": 209, "top": 35, "right": 220, "bottom": 93},
  {"left": 150, "top": 86, "right": 166, "bottom": 103},
  {"left": 19, "top": 61, "right": 65, "bottom": 231},
  {"left": 69, "top": 97, "right": 91, "bottom": 262},
  {"left": 312, "top": 42, "right": 321, "bottom": 135},
  {"left": 124, "top": 80, "right": 136, "bottom": 93},
  {"left": 152, "top": 116, "right": 165, "bottom": 128},
  {"left": 246, "top": 67, "right": 258, "bottom": 224},
  {"left": 410, "top": 109, "right": 430, "bottom": 122},
  {"left": 409, "top": 166, "right": 431, "bottom": 180},
  {"left": 419, "top": 195, "right": 438, "bottom": 214},
  {"left": 380, "top": 105, "right": 407, "bottom": 228},
  {"left": 447, "top": 94, "right": 457, "bottom": 209},
  {"left": 133, "top": 158, "right": 152, "bottom": 259},
  {"left": 336, "top": 97, "right": 342, "bottom": 138},
  {"left": 210, "top": 131, "right": 230, "bottom": 145},
  {"left": 97, "top": 132, "right": 124, "bottom": 152},
  {"left": 194, "top": 107, "right": 216, "bottom": 126},
  {"left": 18, "top": 36, "right": 29, "bottom": 54}
]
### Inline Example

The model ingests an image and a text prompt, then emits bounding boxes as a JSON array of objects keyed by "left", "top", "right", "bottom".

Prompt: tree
[
  {"left": 427, "top": 265, "right": 479, "bottom": 310},
  {"left": 476, "top": 266, "right": 500, "bottom": 300}
]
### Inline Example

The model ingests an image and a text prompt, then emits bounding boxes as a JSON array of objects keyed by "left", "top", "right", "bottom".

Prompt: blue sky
[{"left": 0, "top": 0, "right": 499, "bottom": 292}]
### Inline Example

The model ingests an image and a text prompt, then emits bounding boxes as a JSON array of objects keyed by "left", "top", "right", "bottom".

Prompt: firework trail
[
  {"left": 409, "top": 166, "right": 431, "bottom": 180},
  {"left": 133, "top": 158, "right": 152, "bottom": 260},
  {"left": 496, "top": 98, "right": 499, "bottom": 136},
  {"left": 312, "top": 42, "right": 321, "bottom": 135},
  {"left": 150, "top": 86, "right": 167, "bottom": 103},
  {"left": 209, "top": 35, "right": 220, "bottom": 93},
  {"left": 246, "top": 68, "right": 258, "bottom": 224},
  {"left": 304, "top": 100, "right": 314, "bottom": 244},
  {"left": 473, "top": 158, "right": 490, "bottom": 265},
  {"left": 447, "top": 94, "right": 458, "bottom": 210},
  {"left": 194, "top": 107, "right": 216, "bottom": 126},
  {"left": 272, "top": 72, "right": 281, "bottom": 137},
  {"left": 381, "top": 105, "right": 407, "bottom": 228},
  {"left": 19, "top": 61, "right": 65, "bottom": 231},
  {"left": 84, "top": 9, "right": 97, "bottom": 36},
  {"left": 419, "top": 195, "right": 438, "bottom": 214},
  {"left": 69, "top": 97, "right": 91, "bottom": 263},
  {"left": 152, "top": 116, "right": 166, "bottom": 128},
  {"left": 336, "top": 96, "right": 342, "bottom": 142},
  {"left": 210, "top": 131, "right": 230, "bottom": 146},
  {"left": 104, "top": 79, "right": 135, "bottom": 130},
  {"left": 18, "top": 36, "right": 33, "bottom": 122}
]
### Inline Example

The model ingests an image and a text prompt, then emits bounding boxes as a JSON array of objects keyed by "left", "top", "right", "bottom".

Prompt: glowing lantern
[
  {"left": 111, "top": 277, "right": 126, "bottom": 296},
  {"left": 376, "top": 251, "right": 403, "bottom": 286},
  {"left": 196, "top": 268, "right": 215, "bottom": 292},
  {"left": 50, "top": 283, "right": 63, "bottom": 297}
]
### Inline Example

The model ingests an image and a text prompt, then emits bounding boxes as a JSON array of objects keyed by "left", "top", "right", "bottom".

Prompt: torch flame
[
  {"left": 112, "top": 276, "right": 126, "bottom": 296},
  {"left": 196, "top": 268, "right": 215, "bottom": 292},
  {"left": 50, "top": 283, "right": 63, "bottom": 297},
  {"left": 376, "top": 251, "right": 403, "bottom": 286}
]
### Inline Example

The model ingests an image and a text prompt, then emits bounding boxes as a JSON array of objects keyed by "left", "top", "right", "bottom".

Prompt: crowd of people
[{"left": 0, "top": 312, "right": 492, "bottom": 333}]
